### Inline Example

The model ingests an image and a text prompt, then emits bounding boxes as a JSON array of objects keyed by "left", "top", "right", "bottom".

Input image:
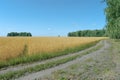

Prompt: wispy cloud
[{"left": 47, "top": 28, "right": 51, "bottom": 31}]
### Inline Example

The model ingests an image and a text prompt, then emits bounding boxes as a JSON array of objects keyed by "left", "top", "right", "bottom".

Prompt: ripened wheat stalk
[{"left": 0, "top": 37, "right": 106, "bottom": 61}]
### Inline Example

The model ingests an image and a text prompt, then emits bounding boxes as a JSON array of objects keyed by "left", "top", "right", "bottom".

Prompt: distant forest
[
  {"left": 7, "top": 32, "right": 32, "bottom": 37},
  {"left": 68, "top": 29, "right": 106, "bottom": 37}
]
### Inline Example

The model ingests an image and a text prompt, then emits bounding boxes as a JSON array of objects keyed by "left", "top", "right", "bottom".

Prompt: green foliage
[
  {"left": 7, "top": 32, "right": 32, "bottom": 37},
  {"left": 60, "top": 77, "right": 68, "bottom": 80},
  {"left": 105, "top": 0, "right": 120, "bottom": 39},
  {"left": 68, "top": 29, "right": 106, "bottom": 37}
]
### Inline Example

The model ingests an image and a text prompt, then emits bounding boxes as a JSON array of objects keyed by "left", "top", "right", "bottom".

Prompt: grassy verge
[
  {"left": 0, "top": 40, "right": 100, "bottom": 69},
  {"left": 0, "top": 40, "right": 103, "bottom": 80}
]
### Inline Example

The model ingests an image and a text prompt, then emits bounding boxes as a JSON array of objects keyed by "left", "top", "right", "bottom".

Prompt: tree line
[
  {"left": 68, "top": 0, "right": 120, "bottom": 39},
  {"left": 105, "top": 0, "right": 120, "bottom": 39},
  {"left": 68, "top": 29, "right": 106, "bottom": 37},
  {"left": 7, "top": 32, "right": 32, "bottom": 37}
]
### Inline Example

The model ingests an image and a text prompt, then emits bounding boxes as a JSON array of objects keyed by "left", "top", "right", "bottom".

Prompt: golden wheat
[{"left": 0, "top": 37, "right": 106, "bottom": 61}]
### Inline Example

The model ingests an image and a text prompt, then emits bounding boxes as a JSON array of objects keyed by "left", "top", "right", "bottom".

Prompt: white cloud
[
  {"left": 47, "top": 28, "right": 51, "bottom": 31},
  {"left": 92, "top": 23, "right": 97, "bottom": 26},
  {"left": 72, "top": 23, "right": 78, "bottom": 27}
]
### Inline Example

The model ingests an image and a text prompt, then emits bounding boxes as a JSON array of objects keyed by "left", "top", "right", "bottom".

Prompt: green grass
[
  {"left": 0, "top": 41, "right": 100, "bottom": 69},
  {"left": 0, "top": 55, "right": 78, "bottom": 80},
  {"left": 0, "top": 40, "right": 103, "bottom": 80}
]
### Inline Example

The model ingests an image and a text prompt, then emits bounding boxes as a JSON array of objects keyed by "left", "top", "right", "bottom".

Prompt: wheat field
[{"left": 0, "top": 37, "right": 105, "bottom": 61}]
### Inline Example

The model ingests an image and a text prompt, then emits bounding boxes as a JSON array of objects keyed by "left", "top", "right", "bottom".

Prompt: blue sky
[{"left": 0, "top": 0, "right": 106, "bottom": 36}]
